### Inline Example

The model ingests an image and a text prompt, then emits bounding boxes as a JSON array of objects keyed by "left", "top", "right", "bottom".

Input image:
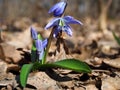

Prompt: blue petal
[
  {"left": 36, "top": 39, "right": 46, "bottom": 60},
  {"left": 30, "top": 27, "right": 38, "bottom": 40},
  {"left": 44, "top": 18, "right": 60, "bottom": 30},
  {"left": 48, "top": 1, "right": 67, "bottom": 17},
  {"left": 53, "top": 2, "right": 66, "bottom": 16},
  {"left": 53, "top": 26, "right": 62, "bottom": 37},
  {"left": 63, "top": 16, "right": 83, "bottom": 25},
  {"left": 35, "top": 39, "right": 43, "bottom": 52},
  {"left": 42, "top": 39, "right": 48, "bottom": 48},
  {"left": 38, "top": 50, "right": 44, "bottom": 60},
  {"left": 48, "top": 2, "right": 63, "bottom": 13},
  {"left": 63, "top": 25, "right": 72, "bottom": 36}
]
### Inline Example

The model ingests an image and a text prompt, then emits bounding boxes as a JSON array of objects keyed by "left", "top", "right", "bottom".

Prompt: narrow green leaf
[
  {"left": 38, "top": 34, "right": 42, "bottom": 40},
  {"left": 20, "top": 64, "right": 33, "bottom": 87},
  {"left": 112, "top": 31, "right": 120, "bottom": 45},
  {"left": 32, "top": 61, "right": 42, "bottom": 71},
  {"left": 32, "top": 42, "right": 36, "bottom": 51},
  {"left": 33, "top": 59, "right": 91, "bottom": 73}
]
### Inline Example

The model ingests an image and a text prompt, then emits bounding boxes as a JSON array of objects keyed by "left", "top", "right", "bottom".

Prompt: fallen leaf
[
  {"left": 0, "top": 43, "right": 22, "bottom": 63},
  {"left": 26, "top": 72, "right": 59, "bottom": 90},
  {"left": 103, "top": 58, "right": 120, "bottom": 69},
  {"left": 101, "top": 76, "right": 120, "bottom": 90}
]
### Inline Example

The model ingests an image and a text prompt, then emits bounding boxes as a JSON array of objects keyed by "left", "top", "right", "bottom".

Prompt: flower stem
[{"left": 42, "top": 27, "right": 55, "bottom": 64}]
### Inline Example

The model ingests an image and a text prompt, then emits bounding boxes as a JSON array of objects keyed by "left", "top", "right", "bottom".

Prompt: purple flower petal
[
  {"left": 30, "top": 27, "right": 38, "bottom": 40},
  {"left": 63, "top": 16, "right": 83, "bottom": 25},
  {"left": 42, "top": 39, "right": 48, "bottom": 48},
  {"left": 53, "top": 2, "right": 66, "bottom": 16},
  {"left": 44, "top": 18, "right": 60, "bottom": 30},
  {"left": 48, "top": 1, "right": 67, "bottom": 17},
  {"left": 53, "top": 26, "right": 62, "bottom": 37},
  {"left": 48, "top": 2, "right": 63, "bottom": 13},
  {"left": 63, "top": 25, "right": 72, "bottom": 36},
  {"left": 35, "top": 39, "right": 43, "bottom": 52},
  {"left": 35, "top": 39, "right": 47, "bottom": 60},
  {"left": 38, "top": 50, "right": 44, "bottom": 60}
]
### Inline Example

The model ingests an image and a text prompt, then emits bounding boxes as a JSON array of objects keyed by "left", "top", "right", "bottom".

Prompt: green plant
[
  {"left": 20, "top": 0, "right": 91, "bottom": 87},
  {"left": 112, "top": 31, "right": 120, "bottom": 45}
]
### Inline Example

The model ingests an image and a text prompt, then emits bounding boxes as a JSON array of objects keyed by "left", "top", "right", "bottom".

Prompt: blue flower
[
  {"left": 48, "top": 1, "right": 67, "bottom": 17},
  {"left": 35, "top": 39, "right": 48, "bottom": 60},
  {"left": 53, "top": 24, "right": 72, "bottom": 37},
  {"left": 30, "top": 27, "right": 38, "bottom": 40},
  {"left": 45, "top": 16, "right": 83, "bottom": 37}
]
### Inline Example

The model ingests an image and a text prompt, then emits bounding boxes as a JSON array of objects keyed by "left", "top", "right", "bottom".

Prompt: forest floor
[{"left": 0, "top": 17, "right": 120, "bottom": 90}]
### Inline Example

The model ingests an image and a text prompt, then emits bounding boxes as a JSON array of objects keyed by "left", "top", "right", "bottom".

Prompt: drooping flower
[
  {"left": 53, "top": 24, "right": 72, "bottom": 37},
  {"left": 30, "top": 27, "right": 38, "bottom": 40},
  {"left": 45, "top": 16, "right": 83, "bottom": 37},
  {"left": 48, "top": 0, "right": 67, "bottom": 17},
  {"left": 35, "top": 39, "right": 48, "bottom": 60}
]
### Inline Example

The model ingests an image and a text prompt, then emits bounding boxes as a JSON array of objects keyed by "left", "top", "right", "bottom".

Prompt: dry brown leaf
[
  {"left": 101, "top": 76, "right": 120, "bottom": 90},
  {"left": 26, "top": 72, "right": 59, "bottom": 90},
  {"left": 6, "top": 27, "right": 31, "bottom": 48},
  {"left": 0, "top": 61, "right": 7, "bottom": 74},
  {"left": 0, "top": 43, "right": 22, "bottom": 63},
  {"left": 103, "top": 58, "right": 120, "bottom": 69},
  {"left": 85, "top": 84, "right": 98, "bottom": 90},
  {"left": 85, "top": 57, "right": 103, "bottom": 67}
]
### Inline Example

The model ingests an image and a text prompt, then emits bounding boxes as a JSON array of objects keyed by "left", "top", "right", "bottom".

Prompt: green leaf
[
  {"left": 112, "top": 31, "right": 120, "bottom": 45},
  {"left": 20, "top": 64, "right": 33, "bottom": 87},
  {"left": 53, "top": 59, "right": 91, "bottom": 73},
  {"left": 32, "top": 61, "right": 41, "bottom": 71},
  {"left": 33, "top": 59, "right": 91, "bottom": 73},
  {"left": 38, "top": 34, "right": 42, "bottom": 40},
  {"left": 32, "top": 41, "right": 36, "bottom": 51}
]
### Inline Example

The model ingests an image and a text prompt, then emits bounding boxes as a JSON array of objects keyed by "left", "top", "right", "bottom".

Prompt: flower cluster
[
  {"left": 45, "top": 0, "right": 83, "bottom": 37},
  {"left": 31, "top": 27, "right": 47, "bottom": 61}
]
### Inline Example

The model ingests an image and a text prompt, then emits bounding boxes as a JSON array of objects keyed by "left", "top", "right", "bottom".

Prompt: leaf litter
[{"left": 0, "top": 18, "right": 120, "bottom": 90}]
